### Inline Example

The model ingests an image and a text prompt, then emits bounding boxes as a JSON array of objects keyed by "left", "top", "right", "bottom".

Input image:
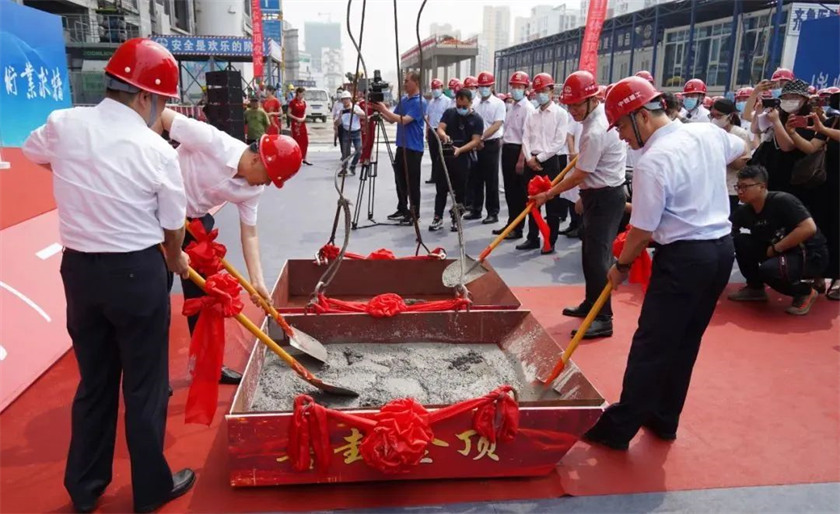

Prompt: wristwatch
[{"left": 616, "top": 261, "right": 632, "bottom": 273}]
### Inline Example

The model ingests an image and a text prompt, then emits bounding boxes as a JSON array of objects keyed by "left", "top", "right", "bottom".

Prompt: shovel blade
[
  {"left": 309, "top": 378, "right": 360, "bottom": 397},
  {"left": 288, "top": 327, "right": 329, "bottom": 363},
  {"left": 442, "top": 256, "right": 488, "bottom": 288}
]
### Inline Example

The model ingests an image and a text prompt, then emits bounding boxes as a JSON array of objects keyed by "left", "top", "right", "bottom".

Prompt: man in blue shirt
[{"left": 373, "top": 71, "right": 427, "bottom": 224}]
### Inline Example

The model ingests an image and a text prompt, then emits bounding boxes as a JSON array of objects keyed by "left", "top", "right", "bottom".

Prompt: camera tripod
[{"left": 351, "top": 113, "right": 397, "bottom": 230}]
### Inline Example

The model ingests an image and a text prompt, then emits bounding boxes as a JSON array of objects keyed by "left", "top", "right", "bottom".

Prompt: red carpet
[
  {"left": 0, "top": 148, "right": 55, "bottom": 230},
  {"left": 1, "top": 285, "right": 838, "bottom": 512}
]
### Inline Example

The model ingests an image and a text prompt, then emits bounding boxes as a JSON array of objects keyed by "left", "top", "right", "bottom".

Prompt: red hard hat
[
  {"left": 532, "top": 73, "right": 555, "bottom": 92},
  {"left": 509, "top": 71, "right": 530, "bottom": 87},
  {"left": 703, "top": 96, "right": 714, "bottom": 108},
  {"left": 807, "top": 85, "right": 816, "bottom": 95},
  {"left": 431, "top": 78, "right": 443, "bottom": 89},
  {"left": 559, "top": 70, "right": 598, "bottom": 104},
  {"left": 496, "top": 93, "right": 508, "bottom": 101},
  {"left": 818, "top": 88, "right": 830, "bottom": 97},
  {"left": 259, "top": 134, "right": 302, "bottom": 188},
  {"left": 448, "top": 78, "right": 462, "bottom": 92},
  {"left": 683, "top": 78, "right": 707, "bottom": 94},
  {"left": 463, "top": 76, "right": 478, "bottom": 88},
  {"left": 771, "top": 68, "right": 795, "bottom": 82},
  {"left": 828, "top": 87, "right": 840, "bottom": 95},
  {"left": 635, "top": 70, "right": 654, "bottom": 84},
  {"left": 104, "top": 38, "right": 179, "bottom": 97},
  {"left": 477, "top": 71, "right": 495, "bottom": 87},
  {"left": 605, "top": 83, "right": 616, "bottom": 98},
  {"left": 604, "top": 76, "right": 663, "bottom": 129},
  {"left": 735, "top": 87, "right": 754, "bottom": 100}
]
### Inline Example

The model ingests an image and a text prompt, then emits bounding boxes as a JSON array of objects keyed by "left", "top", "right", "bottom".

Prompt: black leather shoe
[
  {"left": 571, "top": 318, "right": 613, "bottom": 339},
  {"left": 219, "top": 366, "right": 242, "bottom": 385},
  {"left": 515, "top": 239, "right": 540, "bottom": 250},
  {"left": 73, "top": 500, "right": 97, "bottom": 513},
  {"left": 387, "top": 210, "right": 407, "bottom": 220},
  {"left": 540, "top": 245, "right": 555, "bottom": 255},
  {"left": 504, "top": 231, "right": 523, "bottom": 240},
  {"left": 562, "top": 303, "right": 590, "bottom": 318},
  {"left": 582, "top": 427, "right": 629, "bottom": 451},
  {"left": 463, "top": 211, "right": 482, "bottom": 220},
  {"left": 135, "top": 468, "right": 196, "bottom": 513},
  {"left": 492, "top": 226, "right": 509, "bottom": 235},
  {"left": 481, "top": 214, "right": 499, "bottom": 224},
  {"left": 559, "top": 224, "right": 578, "bottom": 235},
  {"left": 643, "top": 420, "right": 677, "bottom": 441},
  {"left": 565, "top": 226, "right": 582, "bottom": 239}
]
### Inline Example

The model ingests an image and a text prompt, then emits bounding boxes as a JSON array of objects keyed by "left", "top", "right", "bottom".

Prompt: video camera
[
  {"left": 368, "top": 69, "right": 390, "bottom": 103},
  {"left": 762, "top": 98, "right": 780, "bottom": 109}
]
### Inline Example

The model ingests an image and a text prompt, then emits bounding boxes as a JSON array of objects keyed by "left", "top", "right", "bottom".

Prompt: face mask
[
  {"left": 770, "top": 88, "right": 782, "bottom": 98},
  {"left": 735, "top": 101, "right": 747, "bottom": 112},
  {"left": 511, "top": 88, "right": 525, "bottom": 101},
  {"left": 683, "top": 97, "right": 698, "bottom": 111},
  {"left": 780, "top": 99, "right": 804, "bottom": 114},
  {"left": 432, "top": 89, "right": 442, "bottom": 99},
  {"left": 711, "top": 116, "right": 729, "bottom": 128},
  {"left": 537, "top": 92, "right": 551, "bottom": 106},
  {"left": 479, "top": 86, "right": 491, "bottom": 98},
  {"left": 456, "top": 107, "right": 469, "bottom": 116},
  {"left": 466, "top": 89, "right": 475, "bottom": 100},
  {"left": 530, "top": 99, "right": 539, "bottom": 108}
]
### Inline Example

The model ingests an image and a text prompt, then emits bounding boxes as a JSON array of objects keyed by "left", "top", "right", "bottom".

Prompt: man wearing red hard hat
[
  {"left": 465, "top": 71, "right": 506, "bottom": 225},
  {"left": 154, "top": 106, "right": 302, "bottom": 385},
  {"left": 22, "top": 38, "right": 194, "bottom": 512},
  {"left": 679, "top": 78, "right": 710, "bottom": 122},
  {"left": 581, "top": 76, "right": 748, "bottom": 451}
]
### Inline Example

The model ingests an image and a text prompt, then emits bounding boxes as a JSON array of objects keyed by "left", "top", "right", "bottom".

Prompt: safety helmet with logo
[
  {"left": 463, "top": 76, "right": 478, "bottom": 89},
  {"left": 559, "top": 70, "right": 598, "bottom": 104},
  {"left": 703, "top": 96, "right": 715, "bottom": 109},
  {"left": 735, "top": 87, "right": 754, "bottom": 100},
  {"left": 509, "top": 71, "right": 530, "bottom": 87},
  {"left": 477, "top": 71, "right": 495, "bottom": 87},
  {"left": 604, "top": 76, "right": 664, "bottom": 147},
  {"left": 683, "top": 78, "right": 707, "bottom": 95},
  {"left": 605, "top": 83, "right": 616, "bottom": 99},
  {"left": 431, "top": 78, "right": 443, "bottom": 89},
  {"left": 635, "top": 70, "right": 654, "bottom": 84},
  {"left": 448, "top": 78, "right": 462, "bottom": 92},
  {"left": 104, "top": 38, "right": 178, "bottom": 97},
  {"left": 531, "top": 73, "right": 555, "bottom": 93},
  {"left": 771, "top": 68, "right": 795, "bottom": 82},
  {"left": 259, "top": 134, "right": 303, "bottom": 189}
]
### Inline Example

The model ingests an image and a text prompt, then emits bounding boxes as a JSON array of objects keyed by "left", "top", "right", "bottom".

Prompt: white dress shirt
[
  {"left": 680, "top": 104, "right": 711, "bottom": 123},
  {"left": 560, "top": 119, "right": 583, "bottom": 203},
  {"left": 169, "top": 114, "right": 264, "bottom": 226},
  {"left": 630, "top": 121, "right": 746, "bottom": 245},
  {"left": 576, "top": 104, "right": 627, "bottom": 189},
  {"left": 502, "top": 97, "right": 535, "bottom": 145},
  {"left": 521, "top": 102, "right": 570, "bottom": 161},
  {"left": 426, "top": 95, "right": 452, "bottom": 129},
  {"left": 474, "top": 94, "right": 506, "bottom": 140},
  {"left": 338, "top": 104, "right": 366, "bottom": 131},
  {"left": 22, "top": 99, "right": 186, "bottom": 252}
]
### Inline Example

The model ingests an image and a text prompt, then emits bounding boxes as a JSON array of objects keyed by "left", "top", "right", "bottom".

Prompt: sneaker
[
  {"left": 398, "top": 215, "right": 415, "bottom": 226},
  {"left": 828, "top": 280, "right": 840, "bottom": 301},
  {"left": 429, "top": 217, "right": 443, "bottom": 231},
  {"left": 786, "top": 288, "right": 818, "bottom": 315},
  {"left": 387, "top": 210, "right": 408, "bottom": 220},
  {"left": 727, "top": 286, "right": 768, "bottom": 302}
]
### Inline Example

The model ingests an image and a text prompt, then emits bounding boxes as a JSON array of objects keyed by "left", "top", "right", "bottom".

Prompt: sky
[{"left": 282, "top": 0, "right": 582, "bottom": 82}]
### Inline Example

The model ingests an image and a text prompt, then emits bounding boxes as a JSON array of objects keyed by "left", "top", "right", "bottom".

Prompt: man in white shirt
[
  {"left": 587, "top": 77, "right": 746, "bottom": 451},
  {"left": 425, "top": 78, "right": 452, "bottom": 184},
  {"left": 465, "top": 71, "right": 506, "bottom": 224},
  {"left": 332, "top": 87, "right": 345, "bottom": 147},
  {"left": 496, "top": 71, "right": 534, "bottom": 240},
  {"left": 156, "top": 108, "right": 303, "bottom": 385},
  {"left": 532, "top": 70, "right": 627, "bottom": 339},
  {"left": 334, "top": 90, "right": 367, "bottom": 176},
  {"left": 679, "top": 78, "right": 711, "bottom": 123},
  {"left": 22, "top": 39, "right": 194, "bottom": 513},
  {"left": 516, "top": 73, "right": 572, "bottom": 254}
]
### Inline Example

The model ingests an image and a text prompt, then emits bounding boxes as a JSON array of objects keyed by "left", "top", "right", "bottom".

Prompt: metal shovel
[
  {"left": 443, "top": 155, "right": 579, "bottom": 288},
  {"left": 186, "top": 268, "right": 358, "bottom": 397}
]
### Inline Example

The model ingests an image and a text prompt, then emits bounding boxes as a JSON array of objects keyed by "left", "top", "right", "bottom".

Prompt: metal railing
[{"left": 62, "top": 13, "right": 140, "bottom": 44}]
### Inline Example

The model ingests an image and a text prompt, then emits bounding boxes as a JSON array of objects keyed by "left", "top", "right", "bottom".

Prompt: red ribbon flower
[
  {"left": 359, "top": 398, "right": 434, "bottom": 474},
  {"left": 365, "top": 293, "right": 407, "bottom": 317},
  {"left": 472, "top": 385, "right": 520, "bottom": 444},
  {"left": 184, "top": 219, "right": 227, "bottom": 276},
  {"left": 527, "top": 175, "right": 553, "bottom": 252},
  {"left": 182, "top": 272, "right": 243, "bottom": 425},
  {"left": 612, "top": 224, "right": 653, "bottom": 291}
]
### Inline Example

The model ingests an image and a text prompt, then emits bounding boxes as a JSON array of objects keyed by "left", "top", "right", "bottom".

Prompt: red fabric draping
[
  {"left": 308, "top": 292, "right": 471, "bottom": 317},
  {"left": 612, "top": 224, "right": 653, "bottom": 291},
  {"left": 527, "top": 175, "right": 553, "bottom": 252},
  {"left": 317, "top": 244, "right": 447, "bottom": 263},
  {"left": 184, "top": 219, "right": 227, "bottom": 276}
]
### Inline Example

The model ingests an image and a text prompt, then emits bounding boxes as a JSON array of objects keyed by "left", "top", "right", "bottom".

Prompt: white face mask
[
  {"left": 711, "top": 116, "right": 729, "bottom": 128},
  {"left": 780, "top": 98, "right": 804, "bottom": 114}
]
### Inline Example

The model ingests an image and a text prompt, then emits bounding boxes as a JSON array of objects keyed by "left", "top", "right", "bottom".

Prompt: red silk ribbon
[
  {"left": 182, "top": 272, "right": 243, "bottom": 424},
  {"left": 318, "top": 244, "right": 446, "bottom": 264},
  {"left": 184, "top": 219, "right": 227, "bottom": 276},
  {"left": 612, "top": 224, "right": 653, "bottom": 291},
  {"left": 527, "top": 175, "right": 553, "bottom": 252},
  {"left": 309, "top": 292, "right": 471, "bottom": 318}
]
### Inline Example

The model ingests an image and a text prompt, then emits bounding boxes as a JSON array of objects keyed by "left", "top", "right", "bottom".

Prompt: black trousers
[
  {"left": 61, "top": 246, "right": 174, "bottom": 509},
  {"left": 593, "top": 235, "right": 735, "bottom": 443},
  {"left": 468, "top": 138, "right": 501, "bottom": 216},
  {"left": 580, "top": 185, "right": 627, "bottom": 318},
  {"left": 525, "top": 155, "right": 567, "bottom": 244},
  {"left": 734, "top": 233, "right": 828, "bottom": 297},
  {"left": 435, "top": 154, "right": 470, "bottom": 218},
  {"left": 393, "top": 147, "right": 423, "bottom": 217},
  {"left": 427, "top": 129, "right": 444, "bottom": 182},
  {"left": 501, "top": 143, "right": 527, "bottom": 233}
]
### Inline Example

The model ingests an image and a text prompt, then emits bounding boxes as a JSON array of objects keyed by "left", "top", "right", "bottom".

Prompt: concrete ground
[{"left": 204, "top": 141, "right": 837, "bottom": 513}]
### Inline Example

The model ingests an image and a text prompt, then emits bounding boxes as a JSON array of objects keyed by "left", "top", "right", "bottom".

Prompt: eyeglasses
[{"left": 733, "top": 183, "right": 762, "bottom": 192}]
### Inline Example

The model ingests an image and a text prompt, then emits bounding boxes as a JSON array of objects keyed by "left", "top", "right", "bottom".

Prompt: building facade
[
  {"left": 477, "top": 6, "right": 510, "bottom": 74},
  {"left": 303, "top": 21, "right": 340, "bottom": 73},
  {"left": 513, "top": 4, "right": 581, "bottom": 44}
]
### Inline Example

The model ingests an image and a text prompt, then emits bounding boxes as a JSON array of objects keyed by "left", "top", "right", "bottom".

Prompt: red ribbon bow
[
  {"left": 527, "top": 176, "right": 553, "bottom": 252},
  {"left": 317, "top": 244, "right": 448, "bottom": 264},
  {"left": 612, "top": 224, "right": 653, "bottom": 291},
  {"left": 184, "top": 219, "right": 227, "bottom": 276},
  {"left": 472, "top": 385, "right": 520, "bottom": 444},
  {"left": 182, "top": 273, "right": 243, "bottom": 425},
  {"left": 360, "top": 398, "right": 434, "bottom": 474},
  {"left": 309, "top": 292, "right": 471, "bottom": 317}
]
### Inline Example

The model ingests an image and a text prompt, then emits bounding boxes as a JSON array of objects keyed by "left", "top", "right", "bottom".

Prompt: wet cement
[{"left": 250, "top": 342, "right": 536, "bottom": 411}]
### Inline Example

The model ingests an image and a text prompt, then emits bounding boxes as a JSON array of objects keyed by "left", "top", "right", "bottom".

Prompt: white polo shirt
[
  {"left": 630, "top": 121, "right": 746, "bottom": 245},
  {"left": 521, "top": 102, "right": 571, "bottom": 161},
  {"left": 22, "top": 99, "right": 186, "bottom": 252},
  {"left": 474, "top": 93, "right": 506, "bottom": 140},
  {"left": 169, "top": 114, "right": 264, "bottom": 226},
  {"left": 502, "top": 97, "right": 535, "bottom": 145},
  {"left": 576, "top": 104, "right": 627, "bottom": 189},
  {"left": 426, "top": 94, "right": 452, "bottom": 129}
]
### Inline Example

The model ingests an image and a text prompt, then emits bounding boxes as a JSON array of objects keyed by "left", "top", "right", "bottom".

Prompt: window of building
[
  {"left": 736, "top": 12, "right": 786, "bottom": 86},
  {"left": 173, "top": 0, "right": 189, "bottom": 31},
  {"left": 663, "top": 21, "right": 732, "bottom": 88}
]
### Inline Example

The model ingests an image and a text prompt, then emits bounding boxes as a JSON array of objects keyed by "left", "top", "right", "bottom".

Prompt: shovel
[
  {"left": 184, "top": 223, "right": 329, "bottom": 363},
  {"left": 539, "top": 283, "right": 612, "bottom": 386},
  {"left": 186, "top": 267, "right": 359, "bottom": 397},
  {"left": 443, "top": 155, "right": 579, "bottom": 288}
]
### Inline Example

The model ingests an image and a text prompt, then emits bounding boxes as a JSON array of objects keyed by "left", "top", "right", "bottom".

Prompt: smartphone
[
  {"left": 788, "top": 115, "right": 812, "bottom": 129},
  {"left": 762, "top": 98, "right": 780, "bottom": 109}
]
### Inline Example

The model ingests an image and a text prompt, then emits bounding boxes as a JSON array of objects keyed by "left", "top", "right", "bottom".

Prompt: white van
[{"left": 303, "top": 88, "right": 330, "bottom": 123}]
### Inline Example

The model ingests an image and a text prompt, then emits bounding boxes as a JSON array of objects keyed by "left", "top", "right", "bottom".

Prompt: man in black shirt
[
  {"left": 434, "top": 89, "right": 484, "bottom": 231},
  {"left": 729, "top": 165, "right": 828, "bottom": 315}
]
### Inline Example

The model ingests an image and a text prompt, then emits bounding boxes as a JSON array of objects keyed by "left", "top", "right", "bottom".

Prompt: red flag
[
  {"left": 251, "top": 0, "right": 264, "bottom": 81},
  {"left": 579, "top": 0, "right": 609, "bottom": 79}
]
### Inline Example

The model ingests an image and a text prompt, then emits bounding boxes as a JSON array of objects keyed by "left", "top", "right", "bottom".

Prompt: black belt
[
  {"left": 503, "top": 142, "right": 522, "bottom": 147},
  {"left": 482, "top": 139, "right": 501, "bottom": 146},
  {"left": 651, "top": 234, "right": 731, "bottom": 250},
  {"left": 63, "top": 245, "right": 159, "bottom": 257}
]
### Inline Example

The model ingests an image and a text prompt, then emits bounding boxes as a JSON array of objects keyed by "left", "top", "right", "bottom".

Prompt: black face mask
[{"left": 831, "top": 93, "right": 840, "bottom": 111}]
